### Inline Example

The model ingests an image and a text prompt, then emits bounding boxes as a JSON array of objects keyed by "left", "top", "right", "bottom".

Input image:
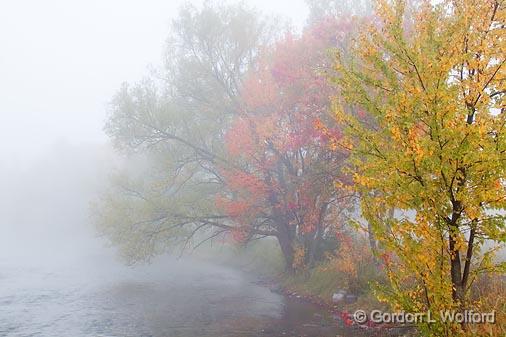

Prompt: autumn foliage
[
  {"left": 331, "top": 0, "right": 506, "bottom": 335},
  {"left": 100, "top": 1, "right": 505, "bottom": 335},
  {"left": 219, "top": 19, "right": 353, "bottom": 270}
]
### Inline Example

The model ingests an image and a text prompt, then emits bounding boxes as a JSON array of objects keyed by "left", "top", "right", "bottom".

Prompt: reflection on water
[{"left": 0, "top": 255, "right": 347, "bottom": 337}]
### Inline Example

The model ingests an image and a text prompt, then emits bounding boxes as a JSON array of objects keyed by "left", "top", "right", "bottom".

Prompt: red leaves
[
  {"left": 219, "top": 18, "right": 353, "bottom": 243},
  {"left": 225, "top": 118, "right": 255, "bottom": 157},
  {"left": 230, "top": 226, "right": 249, "bottom": 243},
  {"left": 223, "top": 170, "right": 269, "bottom": 198},
  {"left": 271, "top": 61, "right": 297, "bottom": 84},
  {"left": 339, "top": 311, "right": 354, "bottom": 327},
  {"left": 357, "top": 109, "right": 367, "bottom": 119},
  {"left": 216, "top": 197, "right": 250, "bottom": 220},
  {"left": 379, "top": 252, "right": 393, "bottom": 267},
  {"left": 215, "top": 168, "right": 271, "bottom": 233}
]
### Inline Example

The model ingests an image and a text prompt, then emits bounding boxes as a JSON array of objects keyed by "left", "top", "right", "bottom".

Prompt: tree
[
  {"left": 219, "top": 19, "right": 354, "bottom": 271},
  {"left": 331, "top": 0, "right": 505, "bottom": 334},
  {"left": 305, "top": 0, "right": 372, "bottom": 24},
  {"left": 95, "top": 1, "right": 277, "bottom": 262}
]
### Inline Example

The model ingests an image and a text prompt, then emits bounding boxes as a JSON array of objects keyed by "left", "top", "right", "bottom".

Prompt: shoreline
[{"left": 255, "top": 276, "right": 416, "bottom": 337}]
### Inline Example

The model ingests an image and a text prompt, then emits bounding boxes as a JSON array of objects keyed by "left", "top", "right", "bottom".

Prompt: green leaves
[{"left": 96, "top": 2, "right": 277, "bottom": 263}]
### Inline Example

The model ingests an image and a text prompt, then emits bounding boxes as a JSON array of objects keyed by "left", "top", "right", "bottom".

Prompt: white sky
[{"left": 0, "top": 0, "right": 308, "bottom": 166}]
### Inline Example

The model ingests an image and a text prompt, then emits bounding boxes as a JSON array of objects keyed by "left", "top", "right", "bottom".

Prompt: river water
[{"left": 0, "top": 255, "right": 352, "bottom": 337}]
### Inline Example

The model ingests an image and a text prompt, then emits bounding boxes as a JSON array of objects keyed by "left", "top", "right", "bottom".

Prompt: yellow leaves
[
  {"left": 465, "top": 205, "right": 480, "bottom": 221},
  {"left": 332, "top": 105, "right": 349, "bottom": 124},
  {"left": 414, "top": 145, "right": 425, "bottom": 160},
  {"left": 330, "top": 1, "right": 506, "bottom": 332},
  {"left": 334, "top": 180, "right": 354, "bottom": 193},
  {"left": 407, "top": 85, "right": 423, "bottom": 96},
  {"left": 339, "top": 138, "right": 354, "bottom": 150},
  {"left": 416, "top": 221, "right": 433, "bottom": 239},
  {"left": 333, "top": 236, "right": 374, "bottom": 289},
  {"left": 390, "top": 126, "right": 402, "bottom": 141},
  {"left": 453, "top": 234, "right": 467, "bottom": 253},
  {"left": 353, "top": 173, "right": 375, "bottom": 188}
]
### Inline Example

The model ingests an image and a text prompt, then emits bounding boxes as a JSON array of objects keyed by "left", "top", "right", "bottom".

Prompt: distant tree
[
  {"left": 95, "top": 2, "right": 277, "bottom": 262},
  {"left": 219, "top": 19, "right": 355, "bottom": 271},
  {"left": 305, "top": 0, "right": 372, "bottom": 24},
  {"left": 331, "top": 0, "right": 505, "bottom": 334}
]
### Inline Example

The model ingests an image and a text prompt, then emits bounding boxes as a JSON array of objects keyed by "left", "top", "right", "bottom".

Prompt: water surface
[{"left": 0, "top": 255, "right": 349, "bottom": 337}]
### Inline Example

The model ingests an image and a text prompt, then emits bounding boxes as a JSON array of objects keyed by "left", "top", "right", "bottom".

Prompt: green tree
[
  {"left": 95, "top": 1, "right": 276, "bottom": 262},
  {"left": 305, "top": 0, "right": 372, "bottom": 24}
]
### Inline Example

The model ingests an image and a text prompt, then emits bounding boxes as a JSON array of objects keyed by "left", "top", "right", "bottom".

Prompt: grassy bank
[{"left": 280, "top": 259, "right": 386, "bottom": 313}]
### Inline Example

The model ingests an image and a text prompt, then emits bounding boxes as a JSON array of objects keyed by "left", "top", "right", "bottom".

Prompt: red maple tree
[{"left": 218, "top": 19, "right": 354, "bottom": 270}]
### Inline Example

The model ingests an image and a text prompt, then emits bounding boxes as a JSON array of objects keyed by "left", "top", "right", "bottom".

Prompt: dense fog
[
  {"left": 0, "top": 143, "right": 114, "bottom": 265},
  {"left": 1, "top": 1, "right": 505, "bottom": 336}
]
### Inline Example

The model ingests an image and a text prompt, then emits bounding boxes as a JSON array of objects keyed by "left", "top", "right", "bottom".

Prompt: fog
[
  {"left": 0, "top": 142, "right": 113, "bottom": 264},
  {"left": 0, "top": 2, "right": 346, "bottom": 337},
  {"left": 0, "top": 0, "right": 307, "bottom": 263},
  {"left": 1, "top": 1, "right": 504, "bottom": 336},
  {"left": 0, "top": 0, "right": 306, "bottom": 164}
]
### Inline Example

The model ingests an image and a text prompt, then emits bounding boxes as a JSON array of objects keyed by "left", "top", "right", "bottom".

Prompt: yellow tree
[{"left": 331, "top": 0, "right": 505, "bottom": 334}]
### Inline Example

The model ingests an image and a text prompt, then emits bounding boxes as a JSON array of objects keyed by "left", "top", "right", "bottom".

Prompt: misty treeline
[{"left": 94, "top": 0, "right": 505, "bottom": 335}]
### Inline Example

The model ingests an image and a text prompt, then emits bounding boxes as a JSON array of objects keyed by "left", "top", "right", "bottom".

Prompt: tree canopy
[
  {"left": 96, "top": 1, "right": 277, "bottom": 262},
  {"left": 219, "top": 19, "right": 354, "bottom": 269},
  {"left": 330, "top": 0, "right": 505, "bottom": 333}
]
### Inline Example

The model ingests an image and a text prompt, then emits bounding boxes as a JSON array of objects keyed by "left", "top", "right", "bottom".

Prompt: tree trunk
[
  {"left": 277, "top": 232, "right": 294, "bottom": 273},
  {"left": 307, "top": 203, "right": 328, "bottom": 267},
  {"left": 306, "top": 228, "right": 322, "bottom": 268},
  {"left": 449, "top": 231, "right": 465, "bottom": 304},
  {"left": 367, "top": 221, "right": 378, "bottom": 260}
]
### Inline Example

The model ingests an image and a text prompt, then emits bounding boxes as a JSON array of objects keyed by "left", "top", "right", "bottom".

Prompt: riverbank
[
  {"left": 197, "top": 240, "right": 417, "bottom": 336},
  {"left": 272, "top": 277, "right": 416, "bottom": 336}
]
